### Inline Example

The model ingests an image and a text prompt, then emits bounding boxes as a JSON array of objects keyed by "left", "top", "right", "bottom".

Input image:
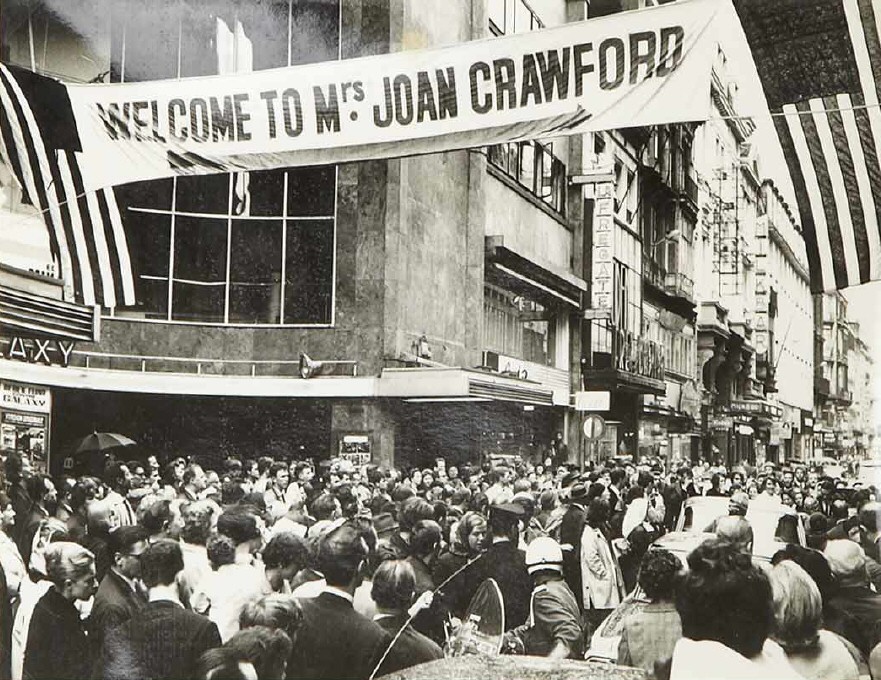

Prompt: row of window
[
  {"left": 483, "top": 284, "right": 555, "bottom": 366},
  {"left": 487, "top": 142, "right": 567, "bottom": 215}
]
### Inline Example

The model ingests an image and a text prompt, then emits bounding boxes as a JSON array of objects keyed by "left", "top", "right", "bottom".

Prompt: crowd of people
[{"left": 0, "top": 447, "right": 878, "bottom": 680}]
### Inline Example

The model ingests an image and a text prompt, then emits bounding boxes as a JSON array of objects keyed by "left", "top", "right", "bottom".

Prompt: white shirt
[
  {"left": 671, "top": 638, "right": 805, "bottom": 680},
  {"left": 11, "top": 580, "right": 52, "bottom": 680},
  {"left": 192, "top": 558, "right": 267, "bottom": 642}
]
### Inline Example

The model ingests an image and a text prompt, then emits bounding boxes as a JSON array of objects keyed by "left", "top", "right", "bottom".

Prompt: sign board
[
  {"left": 574, "top": 390, "right": 611, "bottom": 412},
  {"left": 582, "top": 414, "right": 606, "bottom": 440},
  {"left": 582, "top": 308, "right": 612, "bottom": 321},
  {"left": 0, "top": 381, "right": 51, "bottom": 413},
  {"left": 0, "top": 381, "right": 51, "bottom": 474},
  {"left": 339, "top": 434, "right": 371, "bottom": 467}
]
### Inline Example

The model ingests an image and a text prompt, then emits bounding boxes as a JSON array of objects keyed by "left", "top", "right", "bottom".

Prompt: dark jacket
[
  {"left": 375, "top": 614, "right": 443, "bottom": 672},
  {"left": 560, "top": 502, "right": 587, "bottom": 610},
  {"left": 91, "top": 569, "right": 146, "bottom": 660},
  {"left": 510, "top": 576, "right": 584, "bottom": 658},
  {"left": 825, "top": 585, "right": 881, "bottom": 656},
  {"left": 23, "top": 587, "right": 91, "bottom": 680},
  {"left": 287, "top": 591, "right": 395, "bottom": 680},
  {"left": 104, "top": 599, "right": 221, "bottom": 680},
  {"left": 433, "top": 550, "right": 471, "bottom": 618},
  {"left": 469, "top": 540, "right": 531, "bottom": 631},
  {"left": 18, "top": 504, "right": 48, "bottom": 566},
  {"left": 405, "top": 555, "right": 445, "bottom": 645}
]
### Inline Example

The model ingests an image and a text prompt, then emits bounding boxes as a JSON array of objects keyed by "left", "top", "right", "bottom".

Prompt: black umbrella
[{"left": 73, "top": 431, "right": 137, "bottom": 455}]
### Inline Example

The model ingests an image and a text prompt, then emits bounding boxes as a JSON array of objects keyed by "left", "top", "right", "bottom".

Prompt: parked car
[{"left": 585, "top": 496, "right": 805, "bottom": 662}]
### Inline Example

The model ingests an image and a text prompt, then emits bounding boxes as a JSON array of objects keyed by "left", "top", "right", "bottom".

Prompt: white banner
[{"left": 50, "top": 0, "right": 717, "bottom": 191}]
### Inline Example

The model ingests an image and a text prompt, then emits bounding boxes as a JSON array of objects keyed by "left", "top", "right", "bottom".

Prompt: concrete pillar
[{"left": 330, "top": 399, "right": 397, "bottom": 469}]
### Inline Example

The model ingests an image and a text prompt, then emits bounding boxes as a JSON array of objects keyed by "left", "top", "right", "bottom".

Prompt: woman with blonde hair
[
  {"left": 22, "top": 542, "right": 97, "bottom": 679},
  {"left": 769, "top": 560, "right": 863, "bottom": 680}
]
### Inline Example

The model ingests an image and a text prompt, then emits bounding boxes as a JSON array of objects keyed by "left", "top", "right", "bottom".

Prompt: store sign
[
  {"left": 709, "top": 416, "right": 733, "bottom": 430},
  {"left": 3, "top": 337, "right": 75, "bottom": 367},
  {"left": 614, "top": 329, "right": 665, "bottom": 381},
  {"left": 0, "top": 381, "right": 51, "bottom": 413},
  {"left": 575, "top": 390, "right": 611, "bottom": 412},
  {"left": 729, "top": 399, "right": 782, "bottom": 418},
  {"left": 481, "top": 350, "right": 529, "bottom": 380},
  {"left": 592, "top": 185, "right": 615, "bottom": 313}
]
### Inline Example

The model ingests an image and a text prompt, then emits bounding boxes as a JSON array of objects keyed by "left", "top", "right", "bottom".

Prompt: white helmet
[{"left": 525, "top": 536, "right": 564, "bottom": 574}]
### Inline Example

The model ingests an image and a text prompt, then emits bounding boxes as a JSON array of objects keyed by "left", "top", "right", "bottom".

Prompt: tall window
[
  {"left": 483, "top": 284, "right": 554, "bottom": 366},
  {"left": 110, "top": 0, "right": 340, "bottom": 325},
  {"left": 488, "top": 0, "right": 543, "bottom": 35},
  {"left": 486, "top": 0, "right": 565, "bottom": 215},
  {"left": 487, "top": 142, "right": 566, "bottom": 215}
]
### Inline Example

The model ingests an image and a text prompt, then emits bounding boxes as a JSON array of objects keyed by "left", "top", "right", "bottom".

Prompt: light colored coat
[{"left": 580, "top": 524, "right": 624, "bottom": 609}]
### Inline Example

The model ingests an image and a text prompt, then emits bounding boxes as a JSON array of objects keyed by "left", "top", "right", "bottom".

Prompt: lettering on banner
[{"left": 34, "top": 0, "right": 724, "bottom": 193}]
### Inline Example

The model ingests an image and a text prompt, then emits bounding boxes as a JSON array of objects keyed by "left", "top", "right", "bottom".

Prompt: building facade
[
  {"left": 1, "top": 0, "right": 593, "bottom": 472},
  {"left": 756, "top": 180, "right": 814, "bottom": 462}
]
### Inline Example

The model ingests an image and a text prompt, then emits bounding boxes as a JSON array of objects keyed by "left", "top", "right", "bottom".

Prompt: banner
[{"left": 2, "top": 0, "right": 720, "bottom": 193}]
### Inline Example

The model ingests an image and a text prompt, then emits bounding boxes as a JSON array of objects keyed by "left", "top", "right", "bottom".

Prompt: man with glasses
[{"left": 91, "top": 524, "right": 151, "bottom": 669}]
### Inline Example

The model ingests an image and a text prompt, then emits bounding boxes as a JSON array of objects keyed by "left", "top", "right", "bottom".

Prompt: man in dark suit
[
  {"left": 559, "top": 484, "right": 589, "bottom": 611},
  {"left": 371, "top": 560, "right": 443, "bottom": 672},
  {"left": 288, "top": 522, "right": 400, "bottom": 680},
  {"left": 104, "top": 540, "right": 221, "bottom": 680},
  {"left": 91, "top": 525, "right": 150, "bottom": 668}
]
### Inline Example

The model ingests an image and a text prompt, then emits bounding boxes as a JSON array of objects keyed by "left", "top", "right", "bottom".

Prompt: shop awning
[
  {"left": 379, "top": 367, "right": 559, "bottom": 406},
  {"left": 485, "top": 236, "right": 586, "bottom": 309}
]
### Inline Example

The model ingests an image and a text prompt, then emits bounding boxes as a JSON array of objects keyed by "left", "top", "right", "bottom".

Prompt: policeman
[
  {"left": 461, "top": 503, "right": 532, "bottom": 630},
  {"left": 504, "top": 536, "right": 584, "bottom": 659}
]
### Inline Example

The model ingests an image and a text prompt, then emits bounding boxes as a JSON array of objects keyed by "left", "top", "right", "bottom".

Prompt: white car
[{"left": 585, "top": 496, "right": 805, "bottom": 663}]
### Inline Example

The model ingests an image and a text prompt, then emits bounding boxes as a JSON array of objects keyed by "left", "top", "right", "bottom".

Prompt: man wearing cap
[
  {"left": 560, "top": 484, "right": 589, "bottom": 612},
  {"left": 464, "top": 504, "right": 532, "bottom": 630},
  {"left": 824, "top": 539, "right": 881, "bottom": 657},
  {"left": 504, "top": 537, "right": 584, "bottom": 659}
]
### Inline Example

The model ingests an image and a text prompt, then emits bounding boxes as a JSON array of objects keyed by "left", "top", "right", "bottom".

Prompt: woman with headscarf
[{"left": 433, "top": 511, "right": 486, "bottom": 620}]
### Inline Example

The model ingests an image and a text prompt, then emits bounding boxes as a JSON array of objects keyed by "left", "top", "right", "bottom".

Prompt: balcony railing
[{"left": 664, "top": 272, "right": 694, "bottom": 301}]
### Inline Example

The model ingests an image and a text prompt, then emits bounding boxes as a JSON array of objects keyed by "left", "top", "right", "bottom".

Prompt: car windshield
[{"left": 680, "top": 498, "right": 799, "bottom": 551}]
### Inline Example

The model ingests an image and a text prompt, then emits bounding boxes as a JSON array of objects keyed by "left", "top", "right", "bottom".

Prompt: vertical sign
[{"left": 592, "top": 182, "right": 615, "bottom": 314}]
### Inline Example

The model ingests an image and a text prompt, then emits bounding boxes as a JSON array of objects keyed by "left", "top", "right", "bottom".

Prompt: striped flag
[
  {"left": 735, "top": 0, "right": 881, "bottom": 293},
  {"left": 0, "top": 63, "right": 135, "bottom": 307}
]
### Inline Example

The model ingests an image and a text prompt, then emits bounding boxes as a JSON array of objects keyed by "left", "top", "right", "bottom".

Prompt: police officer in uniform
[
  {"left": 462, "top": 503, "right": 532, "bottom": 630},
  {"left": 504, "top": 536, "right": 584, "bottom": 659}
]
